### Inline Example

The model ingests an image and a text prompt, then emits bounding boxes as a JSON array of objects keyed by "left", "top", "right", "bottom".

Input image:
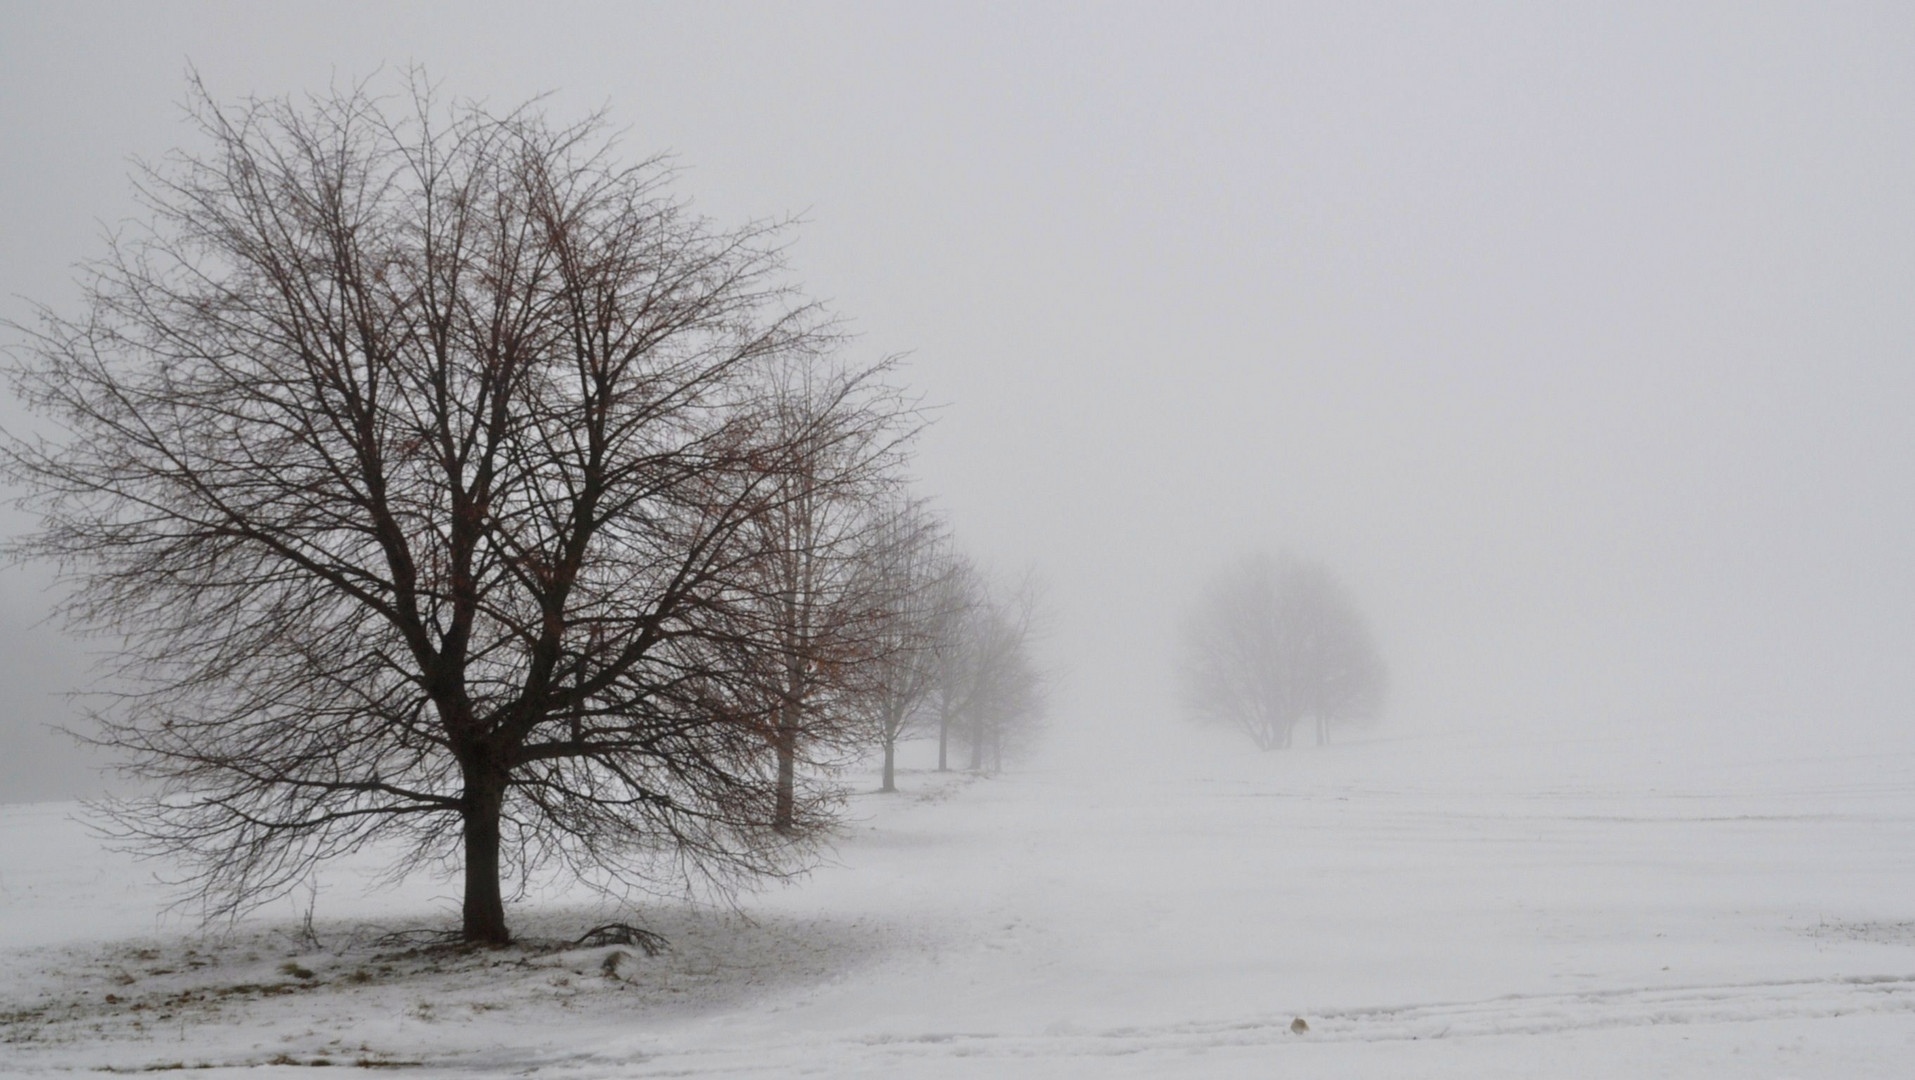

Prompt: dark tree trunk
[
  {"left": 881, "top": 737, "right": 897, "bottom": 793},
  {"left": 460, "top": 776, "right": 510, "bottom": 946},
  {"left": 936, "top": 708, "right": 949, "bottom": 772},
  {"left": 773, "top": 704, "right": 798, "bottom": 834}
]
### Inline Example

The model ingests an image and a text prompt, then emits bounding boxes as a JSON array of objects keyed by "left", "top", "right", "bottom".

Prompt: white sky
[{"left": 3, "top": 2, "right": 1912, "bottom": 799}]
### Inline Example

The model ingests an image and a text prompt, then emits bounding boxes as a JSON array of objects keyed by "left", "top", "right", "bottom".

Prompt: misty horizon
[{"left": 5, "top": 4, "right": 1910, "bottom": 804}]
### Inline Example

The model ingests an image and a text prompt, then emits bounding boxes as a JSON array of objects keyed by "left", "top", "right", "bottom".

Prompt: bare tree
[
  {"left": 744, "top": 359, "right": 914, "bottom": 830},
  {"left": 1179, "top": 552, "right": 1386, "bottom": 750},
  {"left": 853, "top": 499, "right": 955, "bottom": 793},
  {"left": 2, "top": 77, "right": 907, "bottom": 945},
  {"left": 927, "top": 554, "right": 982, "bottom": 772},
  {"left": 935, "top": 571, "right": 1046, "bottom": 773},
  {"left": 969, "top": 576, "right": 1048, "bottom": 771}
]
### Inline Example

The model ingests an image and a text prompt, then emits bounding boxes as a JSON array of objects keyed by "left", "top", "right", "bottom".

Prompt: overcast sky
[{"left": 3, "top": 2, "right": 1912, "bottom": 801}]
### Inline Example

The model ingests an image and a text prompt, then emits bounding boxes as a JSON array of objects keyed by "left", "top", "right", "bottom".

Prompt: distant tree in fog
[
  {"left": 1179, "top": 553, "right": 1386, "bottom": 750},
  {"left": 926, "top": 554, "right": 983, "bottom": 771},
  {"left": 745, "top": 359, "right": 916, "bottom": 833},
  {"left": 939, "top": 573, "right": 1047, "bottom": 773},
  {"left": 853, "top": 499, "right": 958, "bottom": 793}
]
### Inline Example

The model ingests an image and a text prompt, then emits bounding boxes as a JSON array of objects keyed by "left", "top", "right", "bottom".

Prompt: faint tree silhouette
[{"left": 1180, "top": 553, "right": 1386, "bottom": 750}]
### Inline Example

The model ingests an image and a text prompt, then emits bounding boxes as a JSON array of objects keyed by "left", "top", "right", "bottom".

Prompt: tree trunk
[
  {"left": 968, "top": 716, "right": 984, "bottom": 770},
  {"left": 881, "top": 737, "right": 897, "bottom": 793},
  {"left": 460, "top": 777, "right": 510, "bottom": 946},
  {"left": 773, "top": 704, "right": 797, "bottom": 833},
  {"left": 936, "top": 708, "right": 949, "bottom": 772}
]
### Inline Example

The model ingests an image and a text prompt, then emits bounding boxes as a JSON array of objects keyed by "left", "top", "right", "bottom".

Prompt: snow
[{"left": 4, "top": 727, "right": 1914, "bottom": 1076}]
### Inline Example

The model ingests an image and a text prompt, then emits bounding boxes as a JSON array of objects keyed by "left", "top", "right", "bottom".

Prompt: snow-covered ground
[{"left": 4, "top": 725, "right": 1914, "bottom": 1077}]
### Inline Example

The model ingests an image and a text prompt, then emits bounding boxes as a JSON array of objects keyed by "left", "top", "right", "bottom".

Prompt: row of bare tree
[{"left": 3, "top": 77, "right": 1041, "bottom": 945}]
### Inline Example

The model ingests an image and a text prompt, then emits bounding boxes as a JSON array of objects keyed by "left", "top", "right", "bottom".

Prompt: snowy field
[{"left": 4, "top": 726, "right": 1914, "bottom": 1078}]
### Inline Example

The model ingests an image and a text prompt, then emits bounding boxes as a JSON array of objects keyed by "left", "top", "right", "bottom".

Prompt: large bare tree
[
  {"left": 2, "top": 78, "right": 905, "bottom": 945},
  {"left": 1179, "top": 552, "right": 1386, "bottom": 750}
]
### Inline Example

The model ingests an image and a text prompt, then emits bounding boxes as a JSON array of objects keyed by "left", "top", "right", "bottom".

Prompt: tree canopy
[{"left": 1180, "top": 552, "right": 1386, "bottom": 750}]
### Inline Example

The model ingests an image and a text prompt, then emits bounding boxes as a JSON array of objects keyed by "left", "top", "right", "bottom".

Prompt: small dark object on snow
[
  {"left": 1290, "top": 1017, "right": 1310, "bottom": 1034},
  {"left": 600, "top": 950, "right": 629, "bottom": 977}
]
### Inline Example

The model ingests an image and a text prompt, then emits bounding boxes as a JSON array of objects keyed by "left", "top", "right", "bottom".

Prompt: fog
[{"left": 3, "top": 2, "right": 1912, "bottom": 802}]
